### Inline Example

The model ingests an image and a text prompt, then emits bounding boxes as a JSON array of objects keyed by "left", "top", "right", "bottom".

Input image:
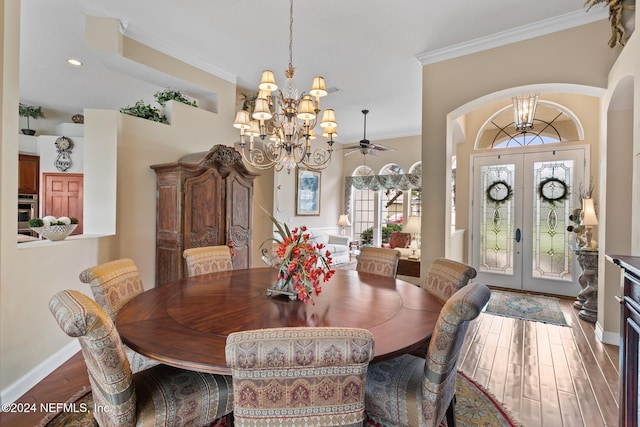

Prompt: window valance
[{"left": 344, "top": 173, "right": 421, "bottom": 215}]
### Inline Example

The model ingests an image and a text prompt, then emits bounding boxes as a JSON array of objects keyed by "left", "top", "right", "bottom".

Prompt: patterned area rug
[
  {"left": 365, "top": 370, "right": 521, "bottom": 426},
  {"left": 38, "top": 387, "right": 229, "bottom": 427},
  {"left": 485, "top": 290, "right": 568, "bottom": 326}
]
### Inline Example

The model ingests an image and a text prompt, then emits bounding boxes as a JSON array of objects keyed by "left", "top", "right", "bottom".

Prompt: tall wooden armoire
[{"left": 151, "top": 145, "right": 256, "bottom": 286}]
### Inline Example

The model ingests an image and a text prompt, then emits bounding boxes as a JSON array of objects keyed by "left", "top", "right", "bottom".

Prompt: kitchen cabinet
[
  {"left": 151, "top": 145, "right": 255, "bottom": 286},
  {"left": 18, "top": 153, "right": 39, "bottom": 194},
  {"left": 610, "top": 255, "right": 640, "bottom": 427}
]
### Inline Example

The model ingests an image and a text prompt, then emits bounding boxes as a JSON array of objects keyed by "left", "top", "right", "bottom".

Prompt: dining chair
[
  {"left": 49, "top": 289, "right": 233, "bottom": 426},
  {"left": 356, "top": 247, "right": 401, "bottom": 278},
  {"left": 79, "top": 258, "right": 159, "bottom": 372},
  {"left": 225, "top": 327, "right": 375, "bottom": 427},
  {"left": 421, "top": 257, "right": 477, "bottom": 303},
  {"left": 365, "top": 282, "right": 491, "bottom": 427},
  {"left": 183, "top": 245, "right": 233, "bottom": 277}
]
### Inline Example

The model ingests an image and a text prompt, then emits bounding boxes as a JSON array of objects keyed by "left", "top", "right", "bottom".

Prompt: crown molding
[
  {"left": 123, "top": 26, "right": 238, "bottom": 84},
  {"left": 416, "top": 8, "right": 609, "bottom": 65}
]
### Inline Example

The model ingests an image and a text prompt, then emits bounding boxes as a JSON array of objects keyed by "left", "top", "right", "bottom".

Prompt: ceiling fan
[{"left": 343, "top": 110, "right": 394, "bottom": 156}]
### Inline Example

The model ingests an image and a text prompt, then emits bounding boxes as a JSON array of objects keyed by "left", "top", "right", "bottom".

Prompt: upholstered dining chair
[
  {"left": 382, "top": 231, "right": 412, "bottom": 249},
  {"left": 49, "top": 290, "right": 233, "bottom": 426},
  {"left": 356, "top": 247, "right": 401, "bottom": 278},
  {"left": 183, "top": 245, "right": 233, "bottom": 277},
  {"left": 79, "top": 258, "right": 159, "bottom": 372},
  {"left": 422, "top": 257, "right": 477, "bottom": 303},
  {"left": 365, "top": 282, "right": 491, "bottom": 427},
  {"left": 225, "top": 327, "right": 375, "bottom": 427}
]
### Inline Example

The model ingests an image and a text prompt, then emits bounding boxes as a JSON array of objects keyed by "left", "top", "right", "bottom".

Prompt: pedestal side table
[{"left": 573, "top": 248, "right": 598, "bottom": 322}]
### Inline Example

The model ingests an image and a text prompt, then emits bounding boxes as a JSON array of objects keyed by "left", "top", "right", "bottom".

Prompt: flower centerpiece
[{"left": 261, "top": 208, "right": 335, "bottom": 304}]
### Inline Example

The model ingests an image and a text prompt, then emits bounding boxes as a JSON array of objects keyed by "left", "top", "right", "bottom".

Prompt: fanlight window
[{"left": 476, "top": 101, "right": 582, "bottom": 150}]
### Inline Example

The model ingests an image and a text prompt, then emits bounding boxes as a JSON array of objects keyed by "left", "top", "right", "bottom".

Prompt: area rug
[
  {"left": 38, "top": 387, "right": 229, "bottom": 427},
  {"left": 365, "top": 370, "right": 521, "bottom": 426},
  {"left": 484, "top": 290, "right": 568, "bottom": 326}
]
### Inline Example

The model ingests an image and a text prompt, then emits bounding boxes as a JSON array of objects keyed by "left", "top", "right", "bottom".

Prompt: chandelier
[
  {"left": 512, "top": 93, "right": 539, "bottom": 132},
  {"left": 233, "top": 0, "right": 338, "bottom": 174}
]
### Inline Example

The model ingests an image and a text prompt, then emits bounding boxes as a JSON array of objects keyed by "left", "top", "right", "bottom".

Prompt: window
[{"left": 346, "top": 163, "right": 421, "bottom": 246}]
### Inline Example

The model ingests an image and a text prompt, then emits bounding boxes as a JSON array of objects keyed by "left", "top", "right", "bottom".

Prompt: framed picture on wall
[{"left": 295, "top": 168, "right": 321, "bottom": 216}]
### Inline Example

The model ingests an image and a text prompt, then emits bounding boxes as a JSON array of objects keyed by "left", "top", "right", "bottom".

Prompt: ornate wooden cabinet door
[
  {"left": 227, "top": 172, "right": 253, "bottom": 270},
  {"left": 151, "top": 145, "right": 255, "bottom": 286},
  {"left": 184, "top": 168, "right": 225, "bottom": 250}
]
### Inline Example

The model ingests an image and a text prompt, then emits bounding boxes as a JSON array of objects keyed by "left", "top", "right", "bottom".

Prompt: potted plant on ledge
[
  {"left": 584, "top": 0, "right": 636, "bottom": 47},
  {"left": 18, "top": 103, "right": 45, "bottom": 135}
]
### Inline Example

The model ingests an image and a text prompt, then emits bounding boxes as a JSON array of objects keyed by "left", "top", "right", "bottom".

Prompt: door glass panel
[
  {"left": 532, "top": 160, "right": 574, "bottom": 281},
  {"left": 479, "top": 164, "right": 515, "bottom": 275}
]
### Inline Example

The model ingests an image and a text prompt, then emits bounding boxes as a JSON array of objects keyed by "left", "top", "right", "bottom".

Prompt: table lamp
[
  {"left": 403, "top": 216, "right": 421, "bottom": 259},
  {"left": 581, "top": 198, "right": 598, "bottom": 250},
  {"left": 337, "top": 214, "right": 351, "bottom": 235}
]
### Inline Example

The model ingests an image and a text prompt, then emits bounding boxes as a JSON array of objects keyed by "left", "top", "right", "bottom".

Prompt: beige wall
[{"left": 421, "top": 19, "right": 636, "bottom": 341}]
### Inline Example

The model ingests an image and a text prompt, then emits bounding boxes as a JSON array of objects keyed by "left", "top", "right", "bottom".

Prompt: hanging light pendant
[
  {"left": 233, "top": 0, "right": 337, "bottom": 174},
  {"left": 512, "top": 94, "right": 539, "bottom": 132}
]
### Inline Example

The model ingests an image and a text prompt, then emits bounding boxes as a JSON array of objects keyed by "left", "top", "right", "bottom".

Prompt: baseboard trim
[
  {"left": 595, "top": 322, "right": 620, "bottom": 346},
  {"left": 0, "top": 340, "right": 80, "bottom": 405}
]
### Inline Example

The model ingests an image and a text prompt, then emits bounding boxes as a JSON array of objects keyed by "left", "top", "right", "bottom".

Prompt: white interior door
[{"left": 471, "top": 147, "right": 587, "bottom": 296}]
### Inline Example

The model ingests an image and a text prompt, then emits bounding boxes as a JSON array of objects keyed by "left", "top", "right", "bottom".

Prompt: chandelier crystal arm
[{"left": 232, "top": 0, "right": 337, "bottom": 174}]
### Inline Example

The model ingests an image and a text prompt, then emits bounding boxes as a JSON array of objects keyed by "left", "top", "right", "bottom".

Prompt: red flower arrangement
[
  {"left": 261, "top": 207, "right": 335, "bottom": 304},
  {"left": 276, "top": 225, "right": 335, "bottom": 304}
]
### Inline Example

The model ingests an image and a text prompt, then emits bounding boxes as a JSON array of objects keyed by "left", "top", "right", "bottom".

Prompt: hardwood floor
[
  {"left": 0, "top": 293, "right": 619, "bottom": 427},
  {"left": 459, "top": 295, "right": 619, "bottom": 427}
]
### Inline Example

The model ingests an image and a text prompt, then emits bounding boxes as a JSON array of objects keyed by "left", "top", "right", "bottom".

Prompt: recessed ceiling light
[{"left": 67, "top": 59, "right": 82, "bottom": 66}]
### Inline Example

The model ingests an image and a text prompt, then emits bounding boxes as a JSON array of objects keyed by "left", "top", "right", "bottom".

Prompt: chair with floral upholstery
[
  {"left": 49, "top": 290, "right": 233, "bottom": 426},
  {"left": 79, "top": 258, "right": 159, "bottom": 372},
  {"left": 183, "top": 245, "right": 233, "bottom": 277},
  {"left": 225, "top": 327, "right": 375, "bottom": 427},
  {"left": 356, "top": 247, "right": 401, "bottom": 278},
  {"left": 365, "top": 282, "right": 491, "bottom": 427},
  {"left": 421, "top": 257, "right": 477, "bottom": 303}
]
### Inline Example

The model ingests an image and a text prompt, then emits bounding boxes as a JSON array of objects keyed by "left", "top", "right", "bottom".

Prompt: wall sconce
[
  {"left": 337, "top": 214, "right": 351, "bottom": 236},
  {"left": 581, "top": 198, "right": 598, "bottom": 250}
]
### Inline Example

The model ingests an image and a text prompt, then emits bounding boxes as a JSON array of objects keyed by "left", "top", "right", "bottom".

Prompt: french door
[{"left": 471, "top": 147, "right": 587, "bottom": 296}]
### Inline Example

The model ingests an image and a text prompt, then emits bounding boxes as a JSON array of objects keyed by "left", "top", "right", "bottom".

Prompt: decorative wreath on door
[
  {"left": 486, "top": 180, "right": 513, "bottom": 206},
  {"left": 537, "top": 177, "right": 569, "bottom": 206}
]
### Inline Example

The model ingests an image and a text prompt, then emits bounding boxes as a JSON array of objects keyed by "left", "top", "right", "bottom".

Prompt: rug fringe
[
  {"left": 36, "top": 385, "right": 92, "bottom": 427},
  {"left": 458, "top": 370, "right": 524, "bottom": 427}
]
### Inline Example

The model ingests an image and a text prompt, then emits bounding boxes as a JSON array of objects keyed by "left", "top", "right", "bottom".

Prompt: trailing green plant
[
  {"left": 360, "top": 223, "right": 402, "bottom": 245},
  {"left": 18, "top": 103, "right": 45, "bottom": 129},
  {"left": 119, "top": 100, "right": 168, "bottom": 123},
  {"left": 154, "top": 88, "right": 197, "bottom": 107}
]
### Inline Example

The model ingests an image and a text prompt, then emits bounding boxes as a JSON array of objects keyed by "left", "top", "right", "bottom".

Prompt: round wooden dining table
[{"left": 116, "top": 268, "right": 444, "bottom": 375}]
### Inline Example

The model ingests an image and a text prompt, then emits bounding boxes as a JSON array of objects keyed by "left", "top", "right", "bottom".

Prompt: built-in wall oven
[{"left": 18, "top": 194, "right": 38, "bottom": 236}]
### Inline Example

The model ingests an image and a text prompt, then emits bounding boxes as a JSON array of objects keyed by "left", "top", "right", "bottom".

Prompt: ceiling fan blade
[
  {"left": 371, "top": 144, "right": 394, "bottom": 151},
  {"left": 344, "top": 149, "right": 359, "bottom": 156},
  {"left": 339, "top": 144, "right": 361, "bottom": 150}
]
